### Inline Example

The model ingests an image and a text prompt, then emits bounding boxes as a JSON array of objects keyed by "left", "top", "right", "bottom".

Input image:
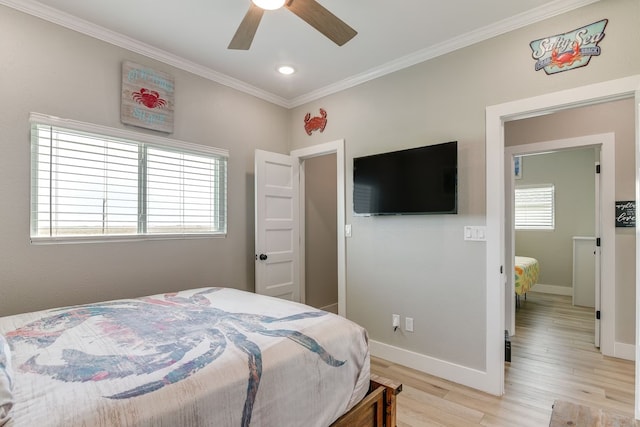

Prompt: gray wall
[
  {"left": 0, "top": 6, "right": 290, "bottom": 316},
  {"left": 513, "top": 148, "right": 597, "bottom": 289},
  {"left": 304, "top": 154, "right": 338, "bottom": 310},
  {"left": 505, "top": 98, "right": 636, "bottom": 344},
  {"left": 289, "top": 0, "right": 639, "bottom": 370}
]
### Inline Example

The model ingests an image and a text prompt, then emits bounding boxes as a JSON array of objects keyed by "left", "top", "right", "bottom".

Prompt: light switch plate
[{"left": 464, "top": 226, "right": 487, "bottom": 241}]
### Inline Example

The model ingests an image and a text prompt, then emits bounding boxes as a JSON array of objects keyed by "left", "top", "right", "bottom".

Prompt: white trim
[
  {"left": 2, "top": 0, "right": 288, "bottom": 108},
  {"left": 369, "top": 340, "right": 491, "bottom": 393},
  {"left": 531, "top": 284, "right": 573, "bottom": 296},
  {"left": 2, "top": 0, "right": 598, "bottom": 109},
  {"left": 615, "top": 342, "right": 635, "bottom": 361},
  {"left": 297, "top": 163, "right": 307, "bottom": 305},
  {"left": 291, "top": 140, "right": 346, "bottom": 317},
  {"left": 635, "top": 86, "right": 640, "bottom": 420},
  {"left": 289, "top": 0, "right": 599, "bottom": 107},
  {"left": 29, "top": 112, "right": 229, "bottom": 157},
  {"left": 31, "top": 233, "right": 226, "bottom": 245},
  {"left": 486, "top": 75, "right": 640, "bottom": 399}
]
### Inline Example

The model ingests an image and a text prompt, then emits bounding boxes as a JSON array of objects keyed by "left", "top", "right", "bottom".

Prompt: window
[
  {"left": 30, "top": 113, "right": 227, "bottom": 242},
  {"left": 514, "top": 184, "right": 555, "bottom": 230}
]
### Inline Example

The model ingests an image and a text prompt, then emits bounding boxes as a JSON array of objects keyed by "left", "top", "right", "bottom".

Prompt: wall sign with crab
[
  {"left": 121, "top": 61, "right": 174, "bottom": 133},
  {"left": 530, "top": 19, "right": 607, "bottom": 75}
]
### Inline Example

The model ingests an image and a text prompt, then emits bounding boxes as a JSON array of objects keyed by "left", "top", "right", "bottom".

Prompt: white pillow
[{"left": 0, "top": 334, "right": 13, "bottom": 426}]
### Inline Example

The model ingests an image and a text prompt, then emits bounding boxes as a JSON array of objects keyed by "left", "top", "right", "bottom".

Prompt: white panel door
[{"left": 254, "top": 149, "right": 300, "bottom": 301}]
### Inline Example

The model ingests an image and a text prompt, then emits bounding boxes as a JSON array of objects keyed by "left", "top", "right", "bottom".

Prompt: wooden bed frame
[{"left": 331, "top": 374, "right": 402, "bottom": 427}]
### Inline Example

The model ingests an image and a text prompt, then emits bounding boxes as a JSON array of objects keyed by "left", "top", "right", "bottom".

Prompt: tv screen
[{"left": 353, "top": 141, "right": 457, "bottom": 215}]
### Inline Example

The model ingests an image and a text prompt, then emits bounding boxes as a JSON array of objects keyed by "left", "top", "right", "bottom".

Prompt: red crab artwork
[
  {"left": 304, "top": 108, "right": 327, "bottom": 135},
  {"left": 550, "top": 41, "right": 582, "bottom": 68},
  {"left": 132, "top": 88, "right": 167, "bottom": 109}
]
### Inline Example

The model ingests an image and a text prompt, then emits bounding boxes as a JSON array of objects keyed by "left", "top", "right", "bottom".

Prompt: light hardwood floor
[{"left": 371, "top": 291, "right": 635, "bottom": 426}]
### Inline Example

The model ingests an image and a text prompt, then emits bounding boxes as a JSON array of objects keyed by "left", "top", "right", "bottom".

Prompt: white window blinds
[
  {"left": 30, "top": 113, "right": 227, "bottom": 242},
  {"left": 514, "top": 184, "right": 555, "bottom": 230},
  {"left": 146, "top": 147, "right": 225, "bottom": 234}
]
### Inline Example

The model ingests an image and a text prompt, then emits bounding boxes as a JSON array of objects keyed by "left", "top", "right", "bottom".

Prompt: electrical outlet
[
  {"left": 405, "top": 317, "right": 414, "bottom": 332},
  {"left": 392, "top": 314, "right": 400, "bottom": 330}
]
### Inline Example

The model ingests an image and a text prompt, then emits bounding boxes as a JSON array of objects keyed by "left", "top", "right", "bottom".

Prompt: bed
[
  {"left": 0, "top": 287, "right": 400, "bottom": 427},
  {"left": 515, "top": 256, "right": 540, "bottom": 297}
]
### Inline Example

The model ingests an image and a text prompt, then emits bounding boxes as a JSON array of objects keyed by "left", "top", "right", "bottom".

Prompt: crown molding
[
  {"left": 0, "top": 0, "right": 290, "bottom": 108},
  {"left": 287, "top": 0, "right": 600, "bottom": 107},
  {"left": 2, "top": 0, "right": 598, "bottom": 109}
]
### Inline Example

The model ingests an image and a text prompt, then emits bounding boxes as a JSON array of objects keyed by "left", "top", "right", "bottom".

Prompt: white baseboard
[
  {"left": 320, "top": 302, "right": 338, "bottom": 314},
  {"left": 614, "top": 342, "right": 635, "bottom": 361},
  {"left": 369, "top": 340, "right": 497, "bottom": 395},
  {"left": 371, "top": 339, "right": 636, "bottom": 395},
  {"left": 531, "top": 283, "right": 573, "bottom": 296}
]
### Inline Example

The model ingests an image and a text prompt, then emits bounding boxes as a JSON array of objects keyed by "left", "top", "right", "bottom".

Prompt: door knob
[{"left": 259, "top": 254, "right": 268, "bottom": 261}]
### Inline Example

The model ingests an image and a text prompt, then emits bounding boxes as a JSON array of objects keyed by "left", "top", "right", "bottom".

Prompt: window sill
[{"left": 30, "top": 233, "right": 227, "bottom": 245}]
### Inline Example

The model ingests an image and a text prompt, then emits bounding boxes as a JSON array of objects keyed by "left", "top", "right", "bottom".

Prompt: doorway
[
  {"left": 504, "top": 138, "right": 608, "bottom": 349},
  {"left": 502, "top": 97, "right": 636, "bottom": 351},
  {"left": 302, "top": 153, "right": 339, "bottom": 313},
  {"left": 252, "top": 140, "right": 347, "bottom": 314},
  {"left": 484, "top": 75, "right": 640, "bottom": 402},
  {"left": 291, "top": 140, "right": 345, "bottom": 315}
]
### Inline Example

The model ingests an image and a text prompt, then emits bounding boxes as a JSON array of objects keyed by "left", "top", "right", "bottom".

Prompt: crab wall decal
[
  {"left": 5, "top": 288, "right": 344, "bottom": 427},
  {"left": 304, "top": 108, "right": 328, "bottom": 135},
  {"left": 550, "top": 41, "right": 582, "bottom": 68},
  {"left": 132, "top": 87, "right": 167, "bottom": 109}
]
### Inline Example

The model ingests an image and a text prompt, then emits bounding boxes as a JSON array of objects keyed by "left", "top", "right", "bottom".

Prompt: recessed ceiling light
[
  {"left": 252, "top": 0, "right": 285, "bottom": 10},
  {"left": 278, "top": 65, "right": 296, "bottom": 75}
]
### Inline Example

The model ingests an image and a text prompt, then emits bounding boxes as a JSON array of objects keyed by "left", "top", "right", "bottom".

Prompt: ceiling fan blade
[
  {"left": 285, "top": 0, "right": 357, "bottom": 46},
  {"left": 228, "top": 3, "right": 264, "bottom": 50}
]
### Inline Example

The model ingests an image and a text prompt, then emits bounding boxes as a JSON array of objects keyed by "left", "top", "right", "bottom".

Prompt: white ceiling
[{"left": 4, "top": 0, "right": 597, "bottom": 108}]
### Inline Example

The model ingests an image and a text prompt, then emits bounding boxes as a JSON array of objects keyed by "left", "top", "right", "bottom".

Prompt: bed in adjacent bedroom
[
  {"left": 515, "top": 256, "right": 540, "bottom": 297},
  {"left": 0, "top": 287, "right": 399, "bottom": 427}
]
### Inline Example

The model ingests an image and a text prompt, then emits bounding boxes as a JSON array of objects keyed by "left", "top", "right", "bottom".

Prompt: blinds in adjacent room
[
  {"left": 514, "top": 184, "right": 555, "bottom": 230},
  {"left": 30, "top": 113, "right": 227, "bottom": 242}
]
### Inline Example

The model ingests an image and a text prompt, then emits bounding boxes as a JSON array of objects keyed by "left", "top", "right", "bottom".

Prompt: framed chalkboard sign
[{"left": 615, "top": 201, "right": 635, "bottom": 227}]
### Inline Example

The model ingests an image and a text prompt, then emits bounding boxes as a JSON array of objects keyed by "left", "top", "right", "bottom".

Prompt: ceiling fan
[{"left": 228, "top": 0, "right": 357, "bottom": 50}]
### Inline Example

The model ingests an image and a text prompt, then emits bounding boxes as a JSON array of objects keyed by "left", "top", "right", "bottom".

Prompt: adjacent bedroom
[
  {"left": 512, "top": 146, "right": 597, "bottom": 317},
  {"left": 503, "top": 98, "right": 637, "bottom": 418}
]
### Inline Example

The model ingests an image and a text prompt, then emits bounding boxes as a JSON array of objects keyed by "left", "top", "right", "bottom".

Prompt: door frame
[
  {"left": 291, "top": 139, "right": 346, "bottom": 316},
  {"left": 485, "top": 75, "right": 640, "bottom": 400},
  {"left": 504, "top": 135, "right": 613, "bottom": 346}
]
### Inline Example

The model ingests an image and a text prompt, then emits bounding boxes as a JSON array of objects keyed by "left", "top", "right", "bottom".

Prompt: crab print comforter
[{"left": 0, "top": 287, "right": 370, "bottom": 427}]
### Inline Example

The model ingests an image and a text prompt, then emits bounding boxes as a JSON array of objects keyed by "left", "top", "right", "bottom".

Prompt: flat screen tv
[{"left": 353, "top": 141, "right": 457, "bottom": 215}]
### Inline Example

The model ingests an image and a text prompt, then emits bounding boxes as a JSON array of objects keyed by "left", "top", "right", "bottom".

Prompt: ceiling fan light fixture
[{"left": 252, "top": 0, "right": 286, "bottom": 10}]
